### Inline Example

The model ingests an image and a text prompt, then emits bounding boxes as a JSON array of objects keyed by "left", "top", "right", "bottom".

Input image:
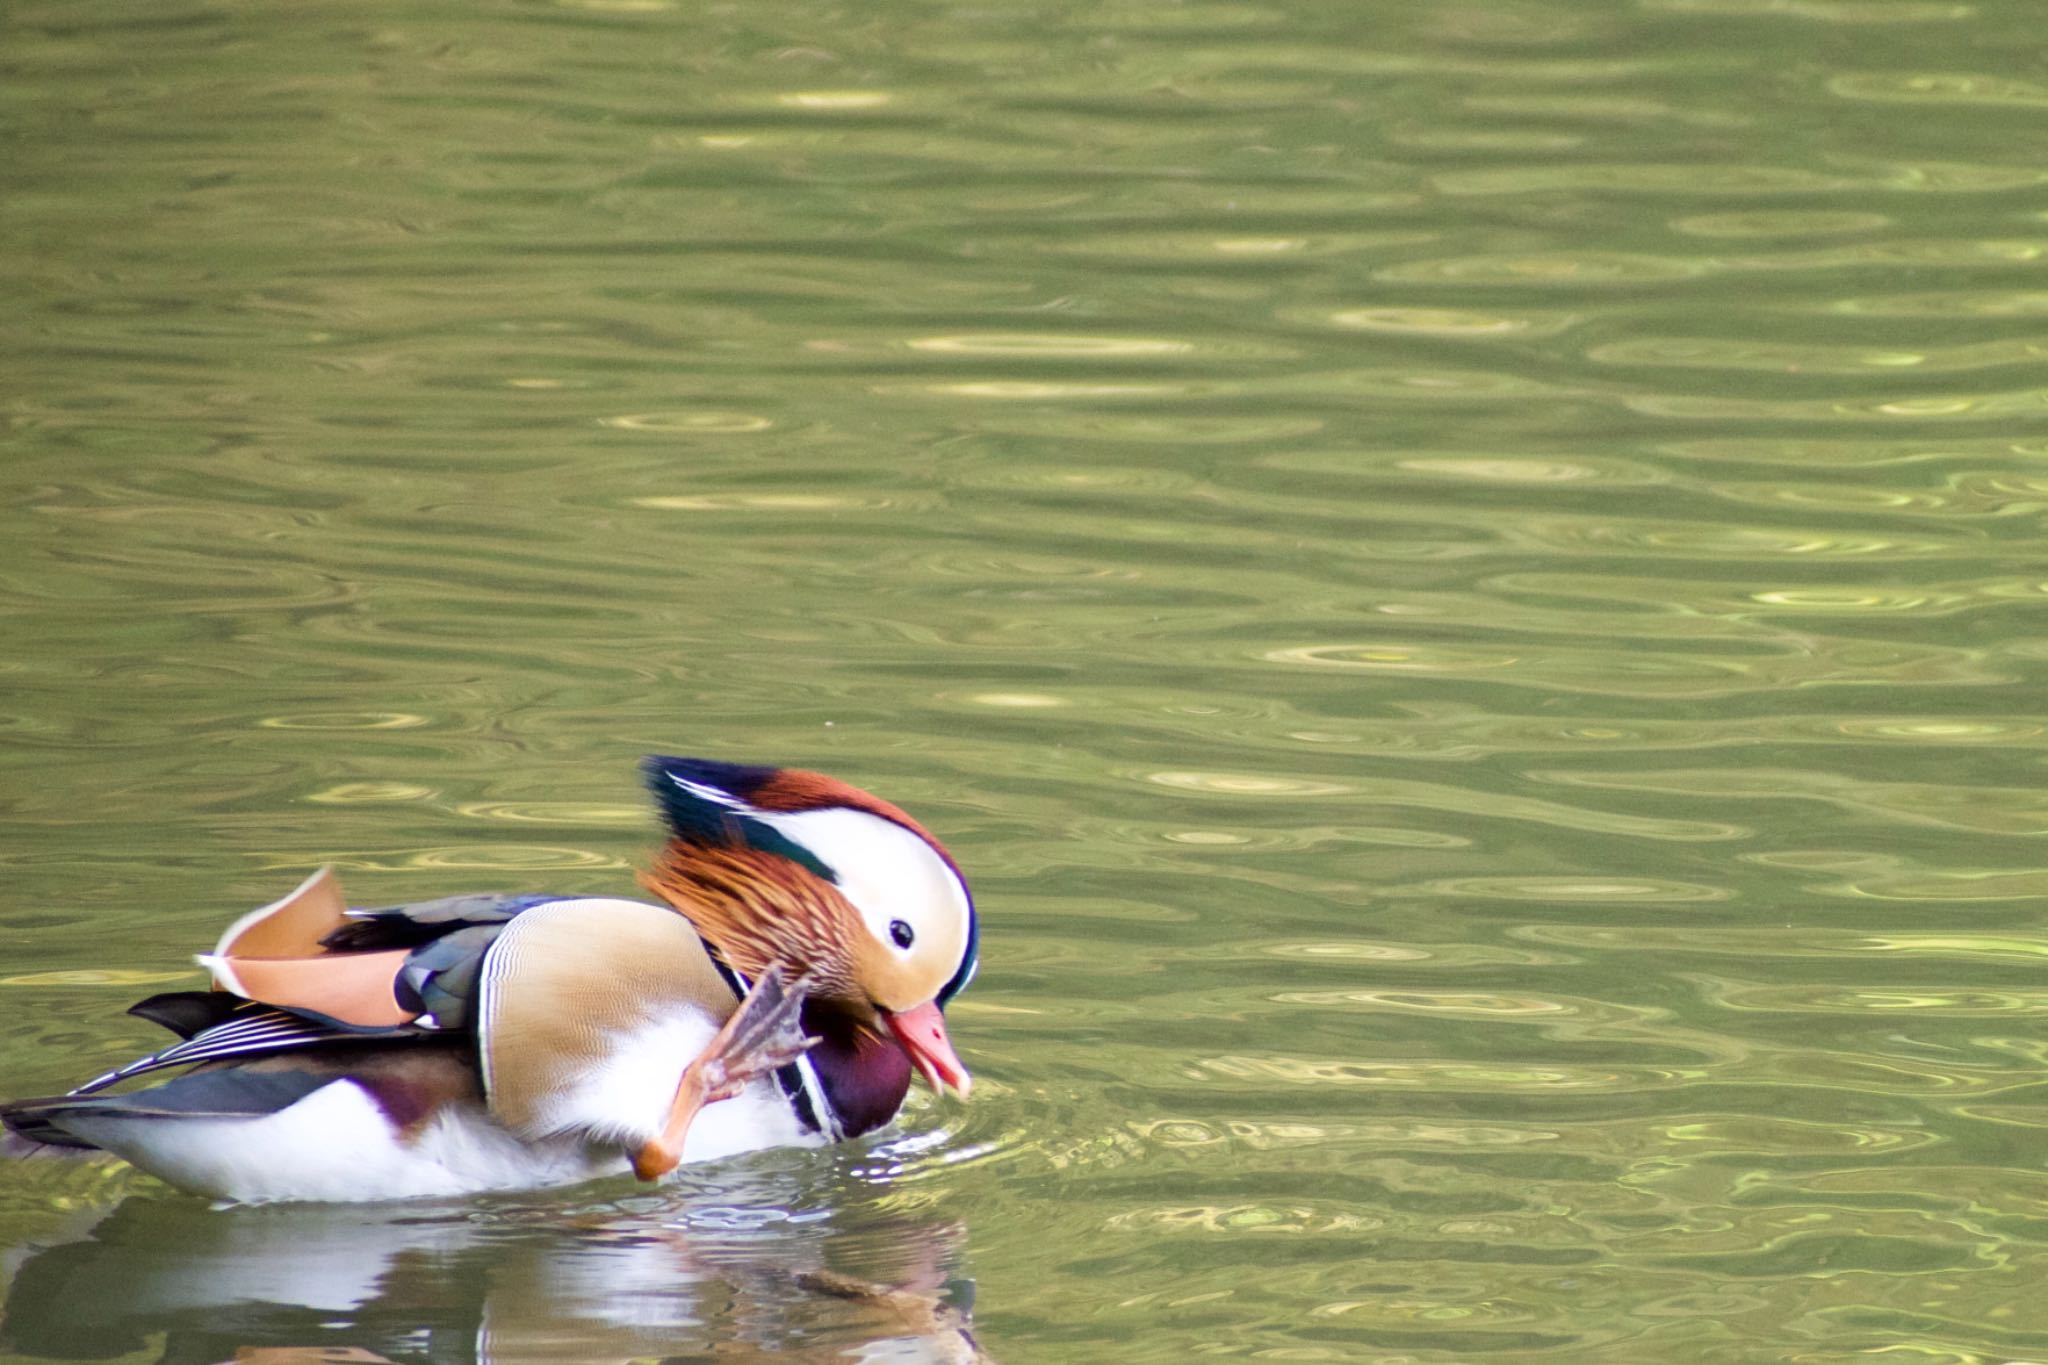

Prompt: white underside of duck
[{"left": 61, "top": 1014, "right": 821, "bottom": 1205}]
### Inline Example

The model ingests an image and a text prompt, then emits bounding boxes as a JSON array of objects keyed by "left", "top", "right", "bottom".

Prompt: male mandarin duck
[{"left": 0, "top": 756, "right": 978, "bottom": 1203}]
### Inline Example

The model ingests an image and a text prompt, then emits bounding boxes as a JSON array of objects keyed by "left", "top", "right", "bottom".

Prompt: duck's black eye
[{"left": 889, "top": 919, "right": 915, "bottom": 949}]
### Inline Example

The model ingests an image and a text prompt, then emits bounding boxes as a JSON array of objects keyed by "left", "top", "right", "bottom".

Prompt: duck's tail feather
[{"left": 1, "top": 1069, "right": 332, "bottom": 1151}]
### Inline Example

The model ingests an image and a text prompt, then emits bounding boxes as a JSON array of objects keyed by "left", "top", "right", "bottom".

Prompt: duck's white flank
[{"left": 55, "top": 1080, "right": 615, "bottom": 1204}]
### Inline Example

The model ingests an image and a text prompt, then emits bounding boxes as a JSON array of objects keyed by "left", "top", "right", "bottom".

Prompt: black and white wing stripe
[{"left": 67, "top": 1006, "right": 377, "bottom": 1097}]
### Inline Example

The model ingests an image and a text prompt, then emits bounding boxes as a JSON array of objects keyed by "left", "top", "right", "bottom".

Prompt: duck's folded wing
[
  {"left": 322, "top": 891, "right": 556, "bottom": 951},
  {"left": 67, "top": 998, "right": 406, "bottom": 1097}
]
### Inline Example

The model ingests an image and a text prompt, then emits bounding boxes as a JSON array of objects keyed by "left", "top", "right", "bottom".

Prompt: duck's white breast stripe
[
  {"left": 790, "top": 1053, "right": 840, "bottom": 1141},
  {"left": 709, "top": 960, "right": 839, "bottom": 1141}
]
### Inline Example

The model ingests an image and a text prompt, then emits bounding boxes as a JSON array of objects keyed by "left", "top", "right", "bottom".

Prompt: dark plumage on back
[
  {"left": 321, "top": 892, "right": 552, "bottom": 952},
  {"left": 126, "top": 991, "right": 243, "bottom": 1040}
]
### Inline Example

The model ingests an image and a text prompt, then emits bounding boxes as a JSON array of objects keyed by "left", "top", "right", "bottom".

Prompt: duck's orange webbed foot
[{"left": 632, "top": 965, "right": 817, "bottom": 1180}]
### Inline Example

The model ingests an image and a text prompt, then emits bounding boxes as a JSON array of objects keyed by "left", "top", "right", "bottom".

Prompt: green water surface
[{"left": 7, "top": 0, "right": 2048, "bottom": 1360}]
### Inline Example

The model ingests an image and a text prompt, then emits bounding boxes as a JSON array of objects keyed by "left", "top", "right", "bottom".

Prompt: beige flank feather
[{"left": 478, "top": 900, "right": 733, "bottom": 1137}]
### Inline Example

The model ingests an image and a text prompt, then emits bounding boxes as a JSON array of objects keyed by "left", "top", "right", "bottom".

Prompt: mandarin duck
[{"left": 0, "top": 756, "right": 977, "bottom": 1203}]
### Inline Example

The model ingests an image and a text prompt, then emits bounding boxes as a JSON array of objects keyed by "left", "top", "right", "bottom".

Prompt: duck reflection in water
[{"left": 0, "top": 1169, "right": 994, "bottom": 1363}]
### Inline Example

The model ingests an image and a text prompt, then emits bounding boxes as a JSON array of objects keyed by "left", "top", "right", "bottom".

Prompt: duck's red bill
[{"left": 883, "top": 1001, "right": 972, "bottom": 1099}]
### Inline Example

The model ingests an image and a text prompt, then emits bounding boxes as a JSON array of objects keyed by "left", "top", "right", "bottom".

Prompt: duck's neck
[
  {"left": 794, "top": 999, "right": 911, "bottom": 1140},
  {"left": 701, "top": 946, "right": 910, "bottom": 1140}
]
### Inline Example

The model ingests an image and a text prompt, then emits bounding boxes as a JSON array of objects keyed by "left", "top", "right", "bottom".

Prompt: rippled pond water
[{"left": 8, "top": 0, "right": 2048, "bottom": 1359}]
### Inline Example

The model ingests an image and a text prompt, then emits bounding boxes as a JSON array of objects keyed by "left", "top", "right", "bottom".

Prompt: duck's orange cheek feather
[{"left": 882, "top": 1002, "right": 971, "bottom": 1099}]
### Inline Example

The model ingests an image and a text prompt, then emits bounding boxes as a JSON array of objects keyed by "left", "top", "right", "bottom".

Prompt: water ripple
[
  {"left": 1407, "top": 875, "right": 1731, "bottom": 904},
  {"left": 1435, "top": 164, "right": 1875, "bottom": 196},
  {"left": 1829, "top": 72, "right": 2048, "bottom": 106},
  {"left": 1590, "top": 335, "right": 2048, "bottom": 376},
  {"left": 1197, "top": 1054, "right": 1683, "bottom": 1093},
  {"left": 1534, "top": 768, "right": 2048, "bottom": 836},
  {"left": 1831, "top": 290, "right": 2048, "bottom": 317},
  {"left": 1380, "top": 251, "right": 1713, "bottom": 285},
  {"left": 1624, "top": 387, "right": 2048, "bottom": 422},
  {"left": 1148, "top": 767, "right": 1744, "bottom": 840},
  {"left": 1264, "top": 638, "right": 1998, "bottom": 698},
  {"left": 1672, "top": 210, "right": 1892, "bottom": 238},
  {"left": 1315, "top": 306, "right": 1579, "bottom": 337},
  {"left": 1646, "top": 0, "right": 1971, "bottom": 22}
]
